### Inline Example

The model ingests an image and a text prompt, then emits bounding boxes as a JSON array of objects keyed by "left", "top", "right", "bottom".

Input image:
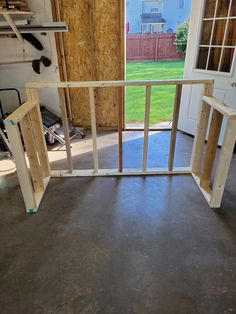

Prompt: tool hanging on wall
[
  {"left": 12, "top": 32, "right": 44, "bottom": 50},
  {"left": 21, "top": 33, "right": 43, "bottom": 50},
  {"left": 32, "top": 56, "right": 52, "bottom": 74}
]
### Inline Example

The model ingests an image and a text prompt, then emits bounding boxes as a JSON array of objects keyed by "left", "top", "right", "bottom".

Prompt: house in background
[{"left": 126, "top": 0, "right": 192, "bottom": 34}]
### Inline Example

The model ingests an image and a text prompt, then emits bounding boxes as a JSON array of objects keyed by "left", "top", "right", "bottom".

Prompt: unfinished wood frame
[
  {"left": 4, "top": 99, "right": 50, "bottom": 213},
  {"left": 5, "top": 78, "right": 236, "bottom": 213},
  {"left": 191, "top": 95, "right": 236, "bottom": 208}
]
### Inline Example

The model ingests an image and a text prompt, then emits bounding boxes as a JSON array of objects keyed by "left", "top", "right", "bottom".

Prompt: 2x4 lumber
[
  {"left": 168, "top": 84, "right": 182, "bottom": 171},
  {"left": 191, "top": 83, "right": 214, "bottom": 175},
  {"left": 200, "top": 109, "right": 223, "bottom": 188},
  {"left": 51, "top": 167, "right": 192, "bottom": 177},
  {"left": 120, "top": 0, "right": 125, "bottom": 129},
  {"left": 4, "top": 100, "right": 36, "bottom": 125},
  {"left": 118, "top": 96, "right": 123, "bottom": 172},
  {"left": 50, "top": 0, "right": 72, "bottom": 121},
  {"left": 20, "top": 113, "right": 44, "bottom": 193},
  {"left": 26, "top": 88, "right": 50, "bottom": 177},
  {"left": 125, "top": 128, "right": 171, "bottom": 132},
  {"left": 203, "top": 96, "right": 236, "bottom": 119},
  {"left": 119, "top": 0, "right": 125, "bottom": 171},
  {"left": 3, "top": 13, "right": 24, "bottom": 42},
  {"left": 25, "top": 79, "right": 215, "bottom": 89},
  {"left": 143, "top": 85, "right": 151, "bottom": 172},
  {"left": 210, "top": 118, "right": 236, "bottom": 208},
  {"left": 192, "top": 173, "right": 212, "bottom": 205},
  {"left": 88, "top": 88, "right": 99, "bottom": 173},
  {"left": 58, "top": 88, "right": 73, "bottom": 173},
  {"left": 5, "top": 124, "right": 36, "bottom": 212},
  {"left": 34, "top": 177, "right": 51, "bottom": 211},
  {"left": 118, "top": 0, "right": 125, "bottom": 171}
]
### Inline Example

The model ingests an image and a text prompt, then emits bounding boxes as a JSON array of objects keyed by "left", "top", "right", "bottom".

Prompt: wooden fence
[{"left": 126, "top": 33, "right": 184, "bottom": 62}]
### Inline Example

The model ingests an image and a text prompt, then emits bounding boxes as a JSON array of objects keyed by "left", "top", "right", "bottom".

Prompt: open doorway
[{"left": 125, "top": 0, "right": 192, "bottom": 129}]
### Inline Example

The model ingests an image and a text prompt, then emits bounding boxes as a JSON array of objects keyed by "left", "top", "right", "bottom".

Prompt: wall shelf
[
  {"left": 0, "top": 22, "right": 68, "bottom": 34},
  {"left": 0, "top": 10, "right": 68, "bottom": 43},
  {"left": 0, "top": 10, "right": 33, "bottom": 14}
]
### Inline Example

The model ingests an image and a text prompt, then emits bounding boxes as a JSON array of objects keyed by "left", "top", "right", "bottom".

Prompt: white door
[{"left": 178, "top": 0, "right": 236, "bottom": 144}]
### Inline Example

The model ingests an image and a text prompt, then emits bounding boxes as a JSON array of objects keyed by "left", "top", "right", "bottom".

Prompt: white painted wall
[{"left": 0, "top": 0, "right": 61, "bottom": 116}]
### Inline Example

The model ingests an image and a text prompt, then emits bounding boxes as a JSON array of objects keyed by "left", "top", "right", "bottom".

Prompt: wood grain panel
[
  {"left": 60, "top": 0, "right": 123, "bottom": 128},
  {"left": 60, "top": 0, "right": 96, "bottom": 127}
]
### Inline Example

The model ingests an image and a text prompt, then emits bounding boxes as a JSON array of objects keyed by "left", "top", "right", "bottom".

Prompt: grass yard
[{"left": 125, "top": 61, "right": 185, "bottom": 125}]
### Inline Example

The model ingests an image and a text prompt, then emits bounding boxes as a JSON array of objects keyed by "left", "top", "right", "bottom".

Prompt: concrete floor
[{"left": 0, "top": 131, "right": 236, "bottom": 314}]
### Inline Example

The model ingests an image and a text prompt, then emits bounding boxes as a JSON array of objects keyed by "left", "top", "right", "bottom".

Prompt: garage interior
[{"left": 1, "top": 0, "right": 236, "bottom": 313}]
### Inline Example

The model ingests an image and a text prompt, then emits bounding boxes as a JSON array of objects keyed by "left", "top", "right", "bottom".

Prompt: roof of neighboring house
[{"left": 141, "top": 13, "right": 166, "bottom": 24}]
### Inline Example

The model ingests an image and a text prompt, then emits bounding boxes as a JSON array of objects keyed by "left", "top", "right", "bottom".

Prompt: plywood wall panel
[
  {"left": 60, "top": 0, "right": 124, "bottom": 128},
  {"left": 93, "top": 0, "right": 121, "bottom": 128},
  {"left": 60, "top": 0, "right": 95, "bottom": 127}
]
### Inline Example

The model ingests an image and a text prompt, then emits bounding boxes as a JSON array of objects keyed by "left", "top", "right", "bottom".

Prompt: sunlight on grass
[{"left": 125, "top": 61, "right": 185, "bottom": 125}]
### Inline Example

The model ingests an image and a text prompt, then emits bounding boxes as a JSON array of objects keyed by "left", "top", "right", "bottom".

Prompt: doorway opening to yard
[{"left": 125, "top": 0, "right": 191, "bottom": 129}]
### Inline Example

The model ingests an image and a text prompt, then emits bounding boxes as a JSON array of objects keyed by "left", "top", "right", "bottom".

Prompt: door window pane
[
  {"left": 208, "top": 48, "right": 222, "bottom": 71},
  {"left": 204, "top": 0, "right": 217, "bottom": 18},
  {"left": 196, "top": 0, "right": 235, "bottom": 73},
  {"left": 197, "top": 47, "right": 209, "bottom": 69},
  {"left": 212, "top": 19, "right": 226, "bottom": 45},
  {"left": 220, "top": 48, "right": 235, "bottom": 73},
  {"left": 216, "top": 0, "right": 230, "bottom": 17},
  {"left": 225, "top": 19, "right": 236, "bottom": 46},
  {"left": 230, "top": 1, "right": 236, "bottom": 17},
  {"left": 200, "top": 20, "right": 213, "bottom": 45}
]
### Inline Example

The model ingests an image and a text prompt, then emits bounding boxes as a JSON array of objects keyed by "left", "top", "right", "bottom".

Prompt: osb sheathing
[{"left": 60, "top": 0, "right": 123, "bottom": 128}]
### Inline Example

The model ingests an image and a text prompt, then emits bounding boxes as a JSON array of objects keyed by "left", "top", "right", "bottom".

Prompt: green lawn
[{"left": 125, "top": 61, "right": 185, "bottom": 125}]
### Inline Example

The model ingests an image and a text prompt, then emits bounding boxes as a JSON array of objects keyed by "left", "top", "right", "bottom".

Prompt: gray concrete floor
[{"left": 0, "top": 131, "right": 236, "bottom": 314}]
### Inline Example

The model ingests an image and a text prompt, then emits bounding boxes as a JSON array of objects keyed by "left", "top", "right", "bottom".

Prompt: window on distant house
[
  {"left": 151, "top": 8, "right": 159, "bottom": 13},
  {"left": 196, "top": 0, "right": 236, "bottom": 74},
  {"left": 179, "top": 0, "right": 184, "bottom": 9}
]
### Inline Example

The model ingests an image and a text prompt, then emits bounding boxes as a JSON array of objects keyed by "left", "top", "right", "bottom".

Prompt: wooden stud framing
[
  {"left": 192, "top": 95, "right": 236, "bottom": 208},
  {"left": 89, "top": 87, "right": 99, "bottom": 173},
  {"left": 118, "top": 0, "right": 125, "bottom": 171},
  {"left": 118, "top": 102, "right": 123, "bottom": 172},
  {"left": 5, "top": 99, "right": 36, "bottom": 124},
  {"left": 5, "top": 78, "right": 236, "bottom": 213},
  {"left": 20, "top": 113, "right": 44, "bottom": 193},
  {"left": 26, "top": 88, "right": 50, "bottom": 177},
  {"left": 191, "top": 83, "right": 214, "bottom": 175},
  {"left": 51, "top": 0, "right": 72, "bottom": 121},
  {"left": 51, "top": 167, "right": 192, "bottom": 177},
  {"left": 210, "top": 118, "right": 236, "bottom": 207},
  {"left": 4, "top": 96, "right": 51, "bottom": 213},
  {"left": 200, "top": 109, "right": 223, "bottom": 188},
  {"left": 26, "top": 79, "right": 214, "bottom": 89},
  {"left": 5, "top": 123, "right": 37, "bottom": 211},
  {"left": 120, "top": 0, "right": 126, "bottom": 130},
  {"left": 58, "top": 88, "right": 73, "bottom": 173},
  {"left": 168, "top": 84, "right": 182, "bottom": 171},
  {"left": 143, "top": 85, "right": 151, "bottom": 172}
]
